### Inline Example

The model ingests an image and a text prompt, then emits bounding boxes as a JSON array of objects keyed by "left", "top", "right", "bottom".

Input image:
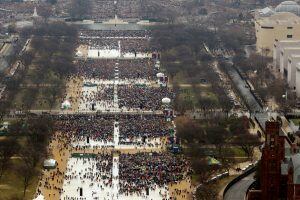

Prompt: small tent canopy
[
  {"left": 76, "top": 51, "right": 83, "bottom": 57},
  {"left": 34, "top": 194, "right": 45, "bottom": 200},
  {"left": 156, "top": 72, "right": 164, "bottom": 78},
  {"left": 207, "top": 156, "right": 221, "bottom": 166},
  {"left": 43, "top": 159, "right": 57, "bottom": 169},
  {"left": 61, "top": 100, "right": 71, "bottom": 110},
  {"left": 0, "top": 121, "right": 9, "bottom": 130},
  {"left": 162, "top": 97, "right": 171, "bottom": 104}
]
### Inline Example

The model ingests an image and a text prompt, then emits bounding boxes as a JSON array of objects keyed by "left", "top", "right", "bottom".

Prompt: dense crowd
[
  {"left": 56, "top": 0, "right": 184, "bottom": 21},
  {"left": 88, "top": 0, "right": 141, "bottom": 20},
  {"left": 121, "top": 38, "right": 150, "bottom": 53},
  {"left": 118, "top": 59, "right": 154, "bottom": 79},
  {"left": 75, "top": 59, "right": 155, "bottom": 80},
  {"left": 79, "top": 30, "right": 151, "bottom": 38},
  {"left": 119, "top": 115, "right": 168, "bottom": 144},
  {"left": 79, "top": 37, "right": 150, "bottom": 53},
  {"left": 80, "top": 84, "right": 114, "bottom": 107},
  {"left": 76, "top": 59, "right": 115, "bottom": 80},
  {"left": 89, "top": 0, "right": 116, "bottom": 20},
  {"left": 80, "top": 38, "right": 119, "bottom": 50},
  {"left": 118, "top": 85, "right": 173, "bottom": 110},
  {"left": 55, "top": 115, "right": 114, "bottom": 143},
  {"left": 119, "top": 152, "right": 188, "bottom": 194}
]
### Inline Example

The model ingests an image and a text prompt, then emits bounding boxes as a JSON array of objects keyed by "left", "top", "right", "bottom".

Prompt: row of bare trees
[
  {"left": 176, "top": 116, "right": 261, "bottom": 199},
  {"left": 0, "top": 116, "right": 54, "bottom": 198},
  {"left": 16, "top": 22, "right": 78, "bottom": 110}
]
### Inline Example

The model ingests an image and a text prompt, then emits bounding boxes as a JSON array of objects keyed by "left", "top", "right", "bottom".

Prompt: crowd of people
[
  {"left": 119, "top": 152, "right": 188, "bottom": 195},
  {"left": 79, "top": 30, "right": 151, "bottom": 38},
  {"left": 80, "top": 38, "right": 119, "bottom": 50},
  {"left": 80, "top": 37, "right": 150, "bottom": 53},
  {"left": 89, "top": 0, "right": 116, "bottom": 20},
  {"left": 87, "top": 0, "right": 141, "bottom": 20},
  {"left": 48, "top": 25, "right": 188, "bottom": 199},
  {"left": 61, "top": 154, "right": 113, "bottom": 200},
  {"left": 80, "top": 84, "right": 114, "bottom": 110},
  {"left": 120, "top": 38, "right": 150, "bottom": 53},
  {"left": 118, "top": 85, "right": 174, "bottom": 110},
  {"left": 118, "top": 115, "right": 169, "bottom": 144},
  {"left": 76, "top": 59, "right": 115, "bottom": 80},
  {"left": 75, "top": 59, "right": 155, "bottom": 80},
  {"left": 118, "top": 59, "right": 155, "bottom": 80},
  {"left": 54, "top": 114, "right": 169, "bottom": 145},
  {"left": 55, "top": 115, "right": 115, "bottom": 143}
]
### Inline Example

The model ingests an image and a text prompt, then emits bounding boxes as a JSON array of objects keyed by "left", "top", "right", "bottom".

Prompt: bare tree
[
  {"left": 18, "top": 147, "right": 40, "bottom": 197},
  {"left": 0, "top": 138, "right": 19, "bottom": 181},
  {"left": 234, "top": 134, "right": 261, "bottom": 159}
]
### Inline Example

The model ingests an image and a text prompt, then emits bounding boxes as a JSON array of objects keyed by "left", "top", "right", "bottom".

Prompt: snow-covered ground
[
  {"left": 61, "top": 157, "right": 169, "bottom": 200},
  {"left": 88, "top": 49, "right": 121, "bottom": 58}
]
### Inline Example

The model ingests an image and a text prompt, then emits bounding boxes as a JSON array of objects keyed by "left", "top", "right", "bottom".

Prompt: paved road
[
  {"left": 224, "top": 172, "right": 255, "bottom": 200},
  {"left": 225, "top": 66, "right": 263, "bottom": 113},
  {"left": 0, "top": 43, "right": 13, "bottom": 72}
]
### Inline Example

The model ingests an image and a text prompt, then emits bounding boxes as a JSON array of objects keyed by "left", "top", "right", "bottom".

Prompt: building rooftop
[
  {"left": 275, "top": 1, "right": 300, "bottom": 16},
  {"left": 257, "top": 12, "right": 300, "bottom": 26}
]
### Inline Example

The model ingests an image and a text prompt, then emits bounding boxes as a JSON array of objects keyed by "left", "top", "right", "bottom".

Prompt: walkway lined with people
[{"left": 36, "top": 27, "right": 191, "bottom": 200}]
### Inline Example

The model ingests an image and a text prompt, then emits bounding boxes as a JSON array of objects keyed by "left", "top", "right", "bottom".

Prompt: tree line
[
  {"left": 176, "top": 116, "right": 261, "bottom": 199},
  {"left": 150, "top": 24, "right": 232, "bottom": 113},
  {"left": 16, "top": 22, "right": 77, "bottom": 110},
  {"left": 0, "top": 116, "right": 54, "bottom": 198}
]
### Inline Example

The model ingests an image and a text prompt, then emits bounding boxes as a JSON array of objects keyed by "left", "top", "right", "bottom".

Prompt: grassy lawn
[
  {"left": 185, "top": 147, "right": 248, "bottom": 158},
  {"left": 0, "top": 159, "right": 40, "bottom": 200},
  {"left": 11, "top": 88, "right": 27, "bottom": 110},
  {"left": 178, "top": 87, "right": 197, "bottom": 105},
  {"left": 176, "top": 84, "right": 220, "bottom": 109},
  {"left": 11, "top": 62, "right": 66, "bottom": 111},
  {"left": 290, "top": 118, "right": 300, "bottom": 125},
  {"left": 12, "top": 85, "right": 64, "bottom": 111},
  {"left": 31, "top": 89, "right": 61, "bottom": 110}
]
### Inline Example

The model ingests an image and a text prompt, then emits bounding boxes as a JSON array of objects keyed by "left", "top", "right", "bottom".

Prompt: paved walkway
[
  {"left": 114, "top": 121, "right": 120, "bottom": 146},
  {"left": 223, "top": 172, "right": 255, "bottom": 200}
]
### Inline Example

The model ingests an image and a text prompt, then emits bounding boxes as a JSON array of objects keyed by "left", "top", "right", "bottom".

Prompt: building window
[
  {"left": 287, "top": 27, "right": 293, "bottom": 29},
  {"left": 287, "top": 35, "right": 293, "bottom": 38}
]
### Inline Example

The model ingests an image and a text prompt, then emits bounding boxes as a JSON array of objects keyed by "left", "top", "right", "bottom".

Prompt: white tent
[
  {"left": 43, "top": 159, "right": 57, "bottom": 169},
  {"left": 156, "top": 73, "right": 164, "bottom": 78},
  {"left": 162, "top": 97, "right": 171, "bottom": 104},
  {"left": 76, "top": 51, "right": 83, "bottom": 57},
  {"left": 61, "top": 100, "right": 71, "bottom": 109},
  {"left": 34, "top": 194, "right": 45, "bottom": 200}
]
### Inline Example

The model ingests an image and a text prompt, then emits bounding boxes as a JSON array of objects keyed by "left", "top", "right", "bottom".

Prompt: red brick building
[{"left": 247, "top": 121, "right": 300, "bottom": 200}]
